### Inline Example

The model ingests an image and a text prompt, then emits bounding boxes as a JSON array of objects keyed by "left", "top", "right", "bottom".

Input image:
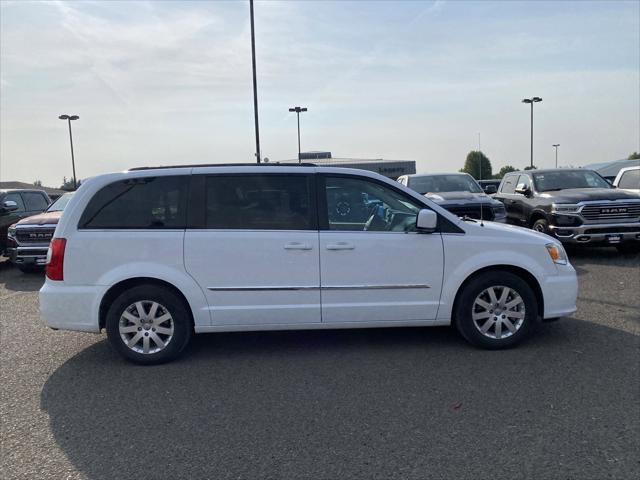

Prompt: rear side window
[
  {"left": 618, "top": 169, "right": 640, "bottom": 189},
  {"left": 22, "top": 192, "right": 49, "bottom": 211},
  {"left": 204, "top": 175, "right": 314, "bottom": 230},
  {"left": 500, "top": 175, "right": 517, "bottom": 194},
  {"left": 79, "top": 176, "right": 188, "bottom": 229}
]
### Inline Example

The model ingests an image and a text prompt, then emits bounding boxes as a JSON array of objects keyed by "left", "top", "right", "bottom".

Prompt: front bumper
[
  {"left": 549, "top": 221, "right": 640, "bottom": 245},
  {"left": 541, "top": 264, "right": 578, "bottom": 319},
  {"left": 8, "top": 245, "right": 49, "bottom": 266}
]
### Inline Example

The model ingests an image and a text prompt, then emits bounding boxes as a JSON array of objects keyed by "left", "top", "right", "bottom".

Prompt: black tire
[
  {"left": 105, "top": 284, "right": 193, "bottom": 365},
  {"left": 454, "top": 271, "right": 538, "bottom": 349},
  {"left": 616, "top": 243, "right": 640, "bottom": 254},
  {"left": 532, "top": 218, "right": 550, "bottom": 235}
]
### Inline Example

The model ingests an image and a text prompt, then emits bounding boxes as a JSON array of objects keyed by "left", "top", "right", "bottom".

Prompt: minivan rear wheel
[
  {"left": 105, "top": 285, "right": 192, "bottom": 364},
  {"left": 454, "top": 271, "right": 538, "bottom": 349}
]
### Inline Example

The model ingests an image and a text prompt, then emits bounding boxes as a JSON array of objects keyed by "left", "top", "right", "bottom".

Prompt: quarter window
[
  {"left": 323, "top": 176, "right": 422, "bottom": 232},
  {"left": 79, "top": 176, "right": 188, "bottom": 229},
  {"left": 204, "top": 175, "right": 314, "bottom": 230}
]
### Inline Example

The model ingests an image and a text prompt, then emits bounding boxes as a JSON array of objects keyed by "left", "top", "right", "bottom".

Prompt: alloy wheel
[
  {"left": 119, "top": 300, "right": 174, "bottom": 354},
  {"left": 471, "top": 286, "right": 526, "bottom": 340}
]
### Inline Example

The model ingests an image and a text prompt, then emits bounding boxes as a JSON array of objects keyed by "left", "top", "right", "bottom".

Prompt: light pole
[
  {"left": 58, "top": 114, "right": 79, "bottom": 190},
  {"left": 288, "top": 106, "right": 307, "bottom": 163},
  {"left": 249, "top": 0, "right": 261, "bottom": 163},
  {"left": 522, "top": 96, "right": 542, "bottom": 168},
  {"left": 553, "top": 144, "right": 560, "bottom": 168}
]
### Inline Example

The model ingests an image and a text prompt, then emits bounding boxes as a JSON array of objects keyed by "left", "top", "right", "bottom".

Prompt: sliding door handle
[
  {"left": 284, "top": 242, "right": 313, "bottom": 250},
  {"left": 326, "top": 242, "right": 355, "bottom": 251}
]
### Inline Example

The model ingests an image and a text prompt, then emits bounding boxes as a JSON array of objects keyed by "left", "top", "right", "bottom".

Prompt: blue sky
[{"left": 1, "top": 0, "right": 638, "bottom": 186}]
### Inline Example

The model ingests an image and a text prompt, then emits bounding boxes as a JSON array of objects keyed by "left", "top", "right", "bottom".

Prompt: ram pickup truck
[
  {"left": 1, "top": 189, "right": 51, "bottom": 259},
  {"left": 7, "top": 193, "right": 73, "bottom": 272},
  {"left": 397, "top": 173, "right": 506, "bottom": 222},
  {"left": 494, "top": 168, "right": 640, "bottom": 252}
]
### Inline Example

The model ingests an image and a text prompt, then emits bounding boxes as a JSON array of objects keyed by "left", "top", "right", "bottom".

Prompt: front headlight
[
  {"left": 546, "top": 242, "right": 568, "bottom": 265},
  {"left": 551, "top": 203, "right": 580, "bottom": 214}
]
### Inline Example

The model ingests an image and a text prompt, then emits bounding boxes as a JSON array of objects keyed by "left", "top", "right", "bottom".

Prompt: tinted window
[
  {"left": 532, "top": 170, "right": 611, "bottom": 191},
  {"left": 80, "top": 176, "right": 188, "bottom": 229},
  {"left": 500, "top": 174, "right": 517, "bottom": 194},
  {"left": 618, "top": 169, "right": 640, "bottom": 189},
  {"left": 324, "top": 176, "right": 421, "bottom": 232},
  {"left": 205, "top": 175, "right": 314, "bottom": 230},
  {"left": 22, "top": 192, "right": 49, "bottom": 211},
  {"left": 3, "top": 193, "right": 25, "bottom": 211}
]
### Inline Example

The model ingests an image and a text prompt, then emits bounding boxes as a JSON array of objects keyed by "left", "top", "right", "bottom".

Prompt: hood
[
  {"left": 538, "top": 188, "right": 640, "bottom": 203},
  {"left": 462, "top": 218, "right": 554, "bottom": 244},
  {"left": 425, "top": 191, "right": 501, "bottom": 206},
  {"left": 15, "top": 210, "right": 62, "bottom": 226}
]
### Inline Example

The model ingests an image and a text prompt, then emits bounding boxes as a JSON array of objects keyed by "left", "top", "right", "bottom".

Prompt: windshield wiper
[
  {"left": 541, "top": 188, "right": 563, "bottom": 192},
  {"left": 461, "top": 215, "right": 477, "bottom": 223}
]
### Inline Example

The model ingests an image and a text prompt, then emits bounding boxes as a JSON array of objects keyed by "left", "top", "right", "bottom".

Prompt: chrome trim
[
  {"left": 322, "top": 284, "right": 430, "bottom": 290},
  {"left": 207, "top": 284, "right": 431, "bottom": 292}
]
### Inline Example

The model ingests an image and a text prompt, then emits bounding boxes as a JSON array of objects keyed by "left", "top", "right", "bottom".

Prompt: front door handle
[
  {"left": 284, "top": 242, "right": 313, "bottom": 250},
  {"left": 326, "top": 242, "right": 355, "bottom": 251}
]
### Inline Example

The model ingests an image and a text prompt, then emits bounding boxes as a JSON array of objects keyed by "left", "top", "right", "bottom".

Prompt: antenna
[{"left": 478, "top": 134, "right": 484, "bottom": 226}]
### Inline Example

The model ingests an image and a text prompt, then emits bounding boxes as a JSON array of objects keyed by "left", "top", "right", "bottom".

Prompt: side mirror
[
  {"left": 515, "top": 184, "right": 530, "bottom": 196},
  {"left": 0, "top": 200, "right": 18, "bottom": 215},
  {"left": 485, "top": 185, "right": 497, "bottom": 194},
  {"left": 416, "top": 209, "right": 438, "bottom": 233}
]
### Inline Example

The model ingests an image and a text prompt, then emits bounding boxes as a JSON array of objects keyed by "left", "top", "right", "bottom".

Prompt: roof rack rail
[{"left": 128, "top": 162, "right": 316, "bottom": 171}]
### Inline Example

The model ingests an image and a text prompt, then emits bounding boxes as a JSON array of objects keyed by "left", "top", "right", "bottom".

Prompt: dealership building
[{"left": 289, "top": 152, "right": 416, "bottom": 180}]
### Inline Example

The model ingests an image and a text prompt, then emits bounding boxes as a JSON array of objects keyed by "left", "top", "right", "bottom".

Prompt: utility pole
[
  {"left": 249, "top": 0, "right": 261, "bottom": 163},
  {"left": 553, "top": 144, "right": 560, "bottom": 168}
]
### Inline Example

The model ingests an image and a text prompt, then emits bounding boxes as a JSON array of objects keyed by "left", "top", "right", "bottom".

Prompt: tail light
[{"left": 46, "top": 238, "right": 67, "bottom": 281}]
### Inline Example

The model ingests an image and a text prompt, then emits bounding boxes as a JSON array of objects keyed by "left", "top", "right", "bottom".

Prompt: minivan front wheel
[
  {"left": 106, "top": 285, "right": 192, "bottom": 364},
  {"left": 454, "top": 271, "right": 538, "bottom": 349}
]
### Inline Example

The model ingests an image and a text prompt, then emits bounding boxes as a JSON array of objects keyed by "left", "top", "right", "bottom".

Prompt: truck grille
[
  {"left": 15, "top": 228, "right": 55, "bottom": 244},
  {"left": 444, "top": 205, "right": 495, "bottom": 221},
  {"left": 581, "top": 202, "right": 640, "bottom": 221}
]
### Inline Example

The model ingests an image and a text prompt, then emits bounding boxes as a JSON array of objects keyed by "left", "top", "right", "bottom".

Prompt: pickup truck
[
  {"left": 397, "top": 173, "right": 506, "bottom": 222},
  {"left": 1, "top": 189, "right": 51, "bottom": 259},
  {"left": 494, "top": 168, "right": 640, "bottom": 252},
  {"left": 6, "top": 193, "right": 73, "bottom": 272}
]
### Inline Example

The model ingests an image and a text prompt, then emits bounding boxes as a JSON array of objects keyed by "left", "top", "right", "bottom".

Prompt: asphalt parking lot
[{"left": 1, "top": 249, "right": 638, "bottom": 480}]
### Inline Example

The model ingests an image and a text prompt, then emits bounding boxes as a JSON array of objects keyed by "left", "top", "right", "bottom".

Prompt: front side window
[
  {"left": 533, "top": 170, "right": 611, "bottom": 192},
  {"left": 22, "top": 192, "right": 49, "bottom": 211},
  {"left": 517, "top": 174, "right": 532, "bottom": 191},
  {"left": 47, "top": 193, "right": 73, "bottom": 212},
  {"left": 324, "top": 176, "right": 422, "bottom": 232},
  {"left": 3, "top": 193, "right": 25, "bottom": 211},
  {"left": 618, "top": 169, "right": 640, "bottom": 189},
  {"left": 205, "top": 175, "right": 314, "bottom": 230},
  {"left": 500, "top": 175, "right": 517, "bottom": 194},
  {"left": 79, "top": 176, "right": 188, "bottom": 229}
]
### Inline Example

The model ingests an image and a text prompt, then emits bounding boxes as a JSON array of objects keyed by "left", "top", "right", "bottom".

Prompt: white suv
[{"left": 40, "top": 165, "right": 578, "bottom": 364}]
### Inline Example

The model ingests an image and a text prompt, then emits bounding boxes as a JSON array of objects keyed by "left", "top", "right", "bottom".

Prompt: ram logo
[
  {"left": 600, "top": 207, "right": 627, "bottom": 214},
  {"left": 28, "top": 232, "right": 52, "bottom": 239}
]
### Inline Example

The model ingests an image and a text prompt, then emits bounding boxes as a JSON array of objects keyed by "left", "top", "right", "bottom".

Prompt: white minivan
[{"left": 40, "top": 165, "right": 578, "bottom": 364}]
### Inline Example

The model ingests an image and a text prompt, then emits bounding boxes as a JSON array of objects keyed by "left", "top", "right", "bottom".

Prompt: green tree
[
  {"left": 494, "top": 165, "right": 517, "bottom": 179},
  {"left": 33, "top": 180, "right": 42, "bottom": 187},
  {"left": 628, "top": 152, "right": 640, "bottom": 160},
  {"left": 461, "top": 151, "right": 492, "bottom": 180},
  {"left": 60, "top": 176, "right": 80, "bottom": 191},
  {"left": 524, "top": 165, "right": 537, "bottom": 170}
]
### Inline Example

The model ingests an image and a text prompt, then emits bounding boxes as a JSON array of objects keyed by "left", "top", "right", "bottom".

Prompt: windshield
[
  {"left": 409, "top": 174, "right": 483, "bottom": 194},
  {"left": 46, "top": 193, "right": 73, "bottom": 212},
  {"left": 533, "top": 171, "right": 611, "bottom": 192}
]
